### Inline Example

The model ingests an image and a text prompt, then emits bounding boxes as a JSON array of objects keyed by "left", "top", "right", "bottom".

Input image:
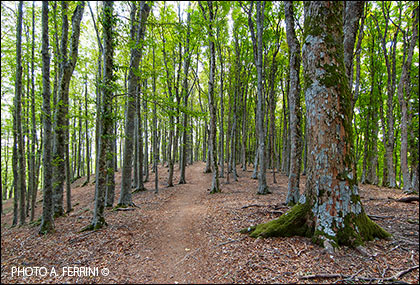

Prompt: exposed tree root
[{"left": 241, "top": 202, "right": 391, "bottom": 248}]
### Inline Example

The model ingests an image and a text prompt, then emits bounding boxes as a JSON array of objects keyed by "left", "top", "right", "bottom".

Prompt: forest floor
[{"left": 1, "top": 162, "right": 419, "bottom": 284}]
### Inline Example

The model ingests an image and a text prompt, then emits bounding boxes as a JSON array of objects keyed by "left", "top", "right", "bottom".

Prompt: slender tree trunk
[
  {"left": 29, "top": 1, "right": 37, "bottom": 221},
  {"left": 134, "top": 85, "right": 145, "bottom": 192},
  {"left": 179, "top": 4, "right": 192, "bottom": 184},
  {"left": 216, "top": 26, "right": 225, "bottom": 178},
  {"left": 250, "top": 1, "right": 269, "bottom": 194},
  {"left": 397, "top": 7, "right": 418, "bottom": 191},
  {"left": 65, "top": 132, "right": 71, "bottom": 212},
  {"left": 143, "top": 94, "right": 149, "bottom": 183},
  {"left": 199, "top": 1, "right": 220, "bottom": 193},
  {"left": 13, "top": 1, "right": 26, "bottom": 225},
  {"left": 90, "top": 0, "right": 114, "bottom": 229},
  {"left": 152, "top": 46, "right": 158, "bottom": 193},
  {"left": 285, "top": 1, "right": 302, "bottom": 205},
  {"left": 39, "top": 1, "right": 54, "bottom": 234},
  {"left": 84, "top": 80, "right": 91, "bottom": 184}
]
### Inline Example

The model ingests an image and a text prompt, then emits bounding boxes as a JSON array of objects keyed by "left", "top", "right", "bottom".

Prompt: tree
[
  {"left": 52, "top": 1, "right": 85, "bottom": 217},
  {"left": 244, "top": 1, "right": 269, "bottom": 195},
  {"left": 284, "top": 1, "right": 302, "bottom": 205},
  {"left": 179, "top": 2, "right": 192, "bottom": 185},
  {"left": 397, "top": 7, "right": 418, "bottom": 192},
  {"left": 119, "top": 1, "right": 150, "bottom": 207},
  {"left": 199, "top": 1, "right": 220, "bottom": 193},
  {"left": 88, "top": 0, "right": 115, "bottom": 230},
  {"left": 243, "top": 1, "right": 390, "bottom": 249},
  {"left": 39, "top": 0, "right": 54, "bottom": 235},
  {"left": 12, "top": 1, "right": 26, "bottom": 226}
]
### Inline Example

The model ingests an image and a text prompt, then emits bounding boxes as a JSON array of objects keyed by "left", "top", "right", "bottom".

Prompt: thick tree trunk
[
  {"left": 39, "top": 1, "right": 54, "bottom": 234},
  {"left": 119, "top": 2, "right": 150, "bottom": 206},
  {"left": 285, "top": 1, "right": 302, "bottom": 205},
  {"left": 244, "top": 1, "right": 390, "bottom": 248}
]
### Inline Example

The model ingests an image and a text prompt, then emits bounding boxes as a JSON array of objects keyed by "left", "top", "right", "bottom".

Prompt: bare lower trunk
[
  {"left": 285, "top": 1, "right": 302, "bottom": 205},
  {"left": 119, "top": 2, "right": 150, "bottom": 206}
]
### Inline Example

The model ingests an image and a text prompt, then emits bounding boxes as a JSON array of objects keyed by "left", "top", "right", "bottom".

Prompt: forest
[{"left": 1, "top": 1, "right": 419, "bottom": 284}]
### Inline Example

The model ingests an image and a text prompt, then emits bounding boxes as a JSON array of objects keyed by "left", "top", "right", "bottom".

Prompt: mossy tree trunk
[{"left": 244, "top": 1, "right": 390, "bottom": 248}]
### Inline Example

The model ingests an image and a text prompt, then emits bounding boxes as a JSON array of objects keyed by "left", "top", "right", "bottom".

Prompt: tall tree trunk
[
  {"left": 13, "top": 1, "right": 26, "bottom": 225},
  {"left": 52, "top": 1, "right": 85, "bottom": 217},
  {"left": 39, "top": 1, "right": 54, "bottom": 234},
  {"left": 84, "top": 79, "right": 91, "bottom": 185},
  {"left": 134, "top": 85, "right": 145, "bottom": 192},
  {"left": 285, "top": 1, "right": 302, "bottom": 205},
  {"left": 119, "top": 2, "right": 150, "bottom": 206},
  {"left": 343, "top": 1, "right": 364, "bottom": 104},
  {"left": 397, "top": 7, "right": 418, "bottom": 191},
  {"left": 160, "top": 21, "right": 175, "bottom": 187},
  {"left": 152, "top": 46, "right": 158, "bottom": 193},
  {"left": 179, "top": 4, "right": 192, "bottom": 184},
  {"left": 143, "top": 93, "right": 149, "bottom": 183},
  {"left": 90, "top": 0, "right": 114, "bottom": 229},
  {"left": 241, "top": 72, "right": 249, "bottom": 171},
  {"left": 216, "top": 27, "right": 225, "bottom": 178},
  {"left": 199, "top": 1, "right": 220, "bottom": 193},
  {"left": 252, "top": 1, "right": 269, "bottom": 194},
  {"left": 29, "top": 1, "right": 38, "bottom": 222},
  {"left": 245, "top": 1, "right": 390, "bottom": 248}
]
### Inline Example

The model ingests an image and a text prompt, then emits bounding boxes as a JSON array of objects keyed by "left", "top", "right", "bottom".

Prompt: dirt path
[
  {"left": 148, "top": 163, "right": 213, "bottom": 283},
  {"left": 1, "top": 162, "right": 418, "bottom": 284}
]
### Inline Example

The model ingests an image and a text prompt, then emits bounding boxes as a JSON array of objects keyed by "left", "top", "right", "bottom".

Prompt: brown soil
[{"left": 1, "top": 162, "right": 419, "bottom": 284}]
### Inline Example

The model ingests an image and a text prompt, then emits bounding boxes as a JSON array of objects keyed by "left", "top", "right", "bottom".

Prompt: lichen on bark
[{"left": 242, "top": 1, "right": 390, "bottom": 249}]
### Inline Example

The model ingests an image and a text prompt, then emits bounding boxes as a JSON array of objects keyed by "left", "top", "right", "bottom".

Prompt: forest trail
[
  {"left": 151, "top": 163, "right": 211, "bottom": 283},
  {"left": 1, "top": 162, "right": 419, "bottom": 284}
]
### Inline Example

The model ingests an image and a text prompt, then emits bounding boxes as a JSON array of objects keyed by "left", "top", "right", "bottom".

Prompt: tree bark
[
  {"left": 285, "top": 1, "right": 302, "bottom": 205},
  {"left": 13, "top": 1, "right": 26, "bottom": 225},
  {"left": 29, "top": 1, "right": 38, "bottom": 222},
  {"left": 39, "top": 1, "right": 54, "bottom": 234},
  {"left": 179, "top": 4, "right": 192, "bottom": 184},
  {"left": 397, "top": 7, "right": 418, "bottom": 191},
  {"left": 119, "top": 2, "right": 150, "bottom": 206},
  {"left": 199, "top": 1, "right": 220, "bottom": 193},
  {"left": 244, "top": 1, "right": 390, "bottom": 248},
  {"left": 52, "top": 1, "right": 85, "bottom": 217},
  {"left": 91, "top": 0, "right": 114, "bottom": 229}
]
